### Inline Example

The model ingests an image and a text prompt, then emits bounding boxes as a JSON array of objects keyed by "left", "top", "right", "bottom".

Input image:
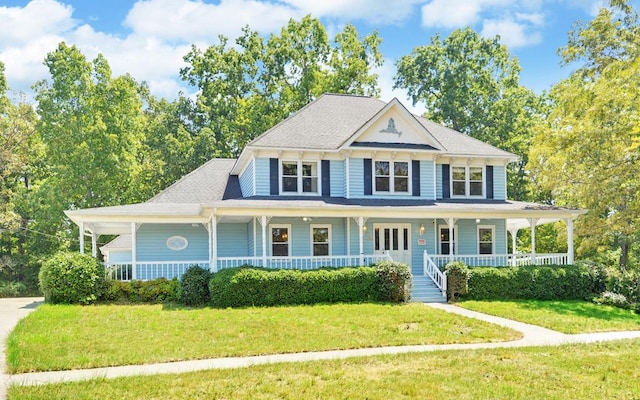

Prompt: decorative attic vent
[{"left": 380, "top": 118, "right": 402, "bottom": 136}]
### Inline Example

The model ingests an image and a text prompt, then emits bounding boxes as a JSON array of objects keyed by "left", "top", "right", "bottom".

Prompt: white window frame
[
  {"left": 310, "top": 224, "right": 332, "bottom": 256},
  {"left": 451, "top": 165, "right": 485, "bottom": 198},
  {"left": 438, "top": 225, "right": 458, "bottom": 255},
  {"left": 373, "top": 160, "right": 411, "bottom": 195},
  {"left": 477, "top": 225, "right": 495, "bottom": 255},
  {"left": 166, "top": 236, "right": 188, "bottom": 251},
  {"left": 270, "top": 224, "right": 292, "bottom": 257},
  {"left": 280, "top": 160, "right": 320, "bottom": 195}
]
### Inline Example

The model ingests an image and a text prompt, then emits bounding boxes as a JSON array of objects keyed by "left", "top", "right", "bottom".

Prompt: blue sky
[{"left": 0, "top": 0, "right": 633, "bottom": 113}]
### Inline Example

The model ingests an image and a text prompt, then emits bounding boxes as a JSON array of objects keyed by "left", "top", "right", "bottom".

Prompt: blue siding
[
  {"left": 136, "top": 224, "right": 209, "bottom": 262},
  {"left": 330, "top": 160, "right": 345, "bottom": 197},
  {"left": 349, "top": 158, "right": 364, "bottom": 197},
  {"left": 436, "top": 164, "right": 443, "bottom": 199},
  {"left": 218, "top": 223, "right": 249, "bottom": 257},
  {"left": 420, "top": 160, "right": 435, "bottom": 200},
  {"left": 239, "top": 159, "right": 254, "bottom": 197},
  {"left": 493, "top": 165, "right": 507, "bottom": 200},
  {"left": 254, "top": 158, "right": 270, "bottom": 196},
  {"left": 267, "top": 217, "right": 346, "bottom": 256},
  {"left": 107, "top": 250, "right": 131, "bottom": 263}
]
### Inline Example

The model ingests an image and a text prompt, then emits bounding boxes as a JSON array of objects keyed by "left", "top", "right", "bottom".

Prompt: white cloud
[
  {"left": 283, "top": 0, "right": 422, "bottom": 24},
  {"left": 481, "top": 18, "right": 542, "bottom": 48},
  {"left": 124, "top": 0, "right": 299, "bottom": 42},
  {"left": 420, "top": 0, "right": 510, "bottom": 28},
  {"left": 0, "top": 0, "right": 76, "bottom": 45}
]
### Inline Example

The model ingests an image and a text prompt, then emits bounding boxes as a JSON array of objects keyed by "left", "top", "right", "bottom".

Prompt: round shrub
[
  {"left": 39, "top": 252, "right": 106, "bottom": 304},
  {"left": 179, "top": 265, "right": 212, "bottom": 306},
  {"left": 376, "top": 261, "right": 412, "bottom": 302},
  {"left": 445, "top": 261, "right": 469, "bottom": 302}
]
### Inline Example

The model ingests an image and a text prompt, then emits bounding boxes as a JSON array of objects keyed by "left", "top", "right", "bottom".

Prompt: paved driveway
[{"left": 0, "top": 297, "right": 43, "bottom": 400}]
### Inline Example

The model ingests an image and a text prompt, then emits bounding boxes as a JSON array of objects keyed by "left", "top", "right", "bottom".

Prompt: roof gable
[{"left": 342, "top": 98, "right": 443, "bottom": 151}]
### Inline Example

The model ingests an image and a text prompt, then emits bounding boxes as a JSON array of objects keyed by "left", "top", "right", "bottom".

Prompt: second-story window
[
  {"left": 375, "top": 161, "right": 409, "bottom": 193},
  {"left": 451, "top": 166, "right": 484, "bottom": 197},
  {"left": 281, "top": 161, "right": 318, "bottom": 194}
]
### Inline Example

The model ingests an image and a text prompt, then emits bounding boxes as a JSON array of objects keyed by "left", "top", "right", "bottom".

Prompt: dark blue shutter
[
  {"left": 269, "top": 158, "right": 279, "bottom": 195},
  {"left": 321, "top": 160, "right": 330, "bottom": 197},
  {"left": 442, "top": 164, "right": 450, "bottom": 199},
  {"left": 486, "top": 165, "right": 494, "bottom": 199},
  {"left": 412, "top": 160, "right": 420, "bottom": 197},
  {"left": 364, "top": 158, "right": 372, "bottom": 195}
]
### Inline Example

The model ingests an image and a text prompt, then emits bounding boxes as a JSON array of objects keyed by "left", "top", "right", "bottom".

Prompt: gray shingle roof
[
  {"left": 247, "top": 93, "right": 515, "bottom": 158},
  {"left": 248, "top": 94, "right": 386, "bottom": 150},
  {"left": 150, "top": 158, "right": 237, "bottom": 203}
]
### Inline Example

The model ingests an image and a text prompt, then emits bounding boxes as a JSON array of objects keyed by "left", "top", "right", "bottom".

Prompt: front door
[{"left": 374, "top": 224, "right": 411, "bottom": 264}]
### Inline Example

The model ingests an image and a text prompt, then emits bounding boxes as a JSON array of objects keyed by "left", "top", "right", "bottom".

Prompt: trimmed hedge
[
  {"left": 39, "top": 252, "right": 106, "bottom": 304},
  {"left": 103, "top": 278, "right": 179, "bottom": 304},
  {"left": 179, "top": 266, "right": 212, "bottom": 306},
  {"left": 209, "top": 263, "right": 411, "bottom": 308},
  {"left": 464, "top": 264, "right": 600, "bottom": 301}
]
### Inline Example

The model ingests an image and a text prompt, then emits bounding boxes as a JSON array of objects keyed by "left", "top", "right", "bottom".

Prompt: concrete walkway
[
  {"left": 3, "top": 300, "right": 640, "bottom": 396},
  {"left": 0, "top": 297, "right": 43, "bottom": 399}
]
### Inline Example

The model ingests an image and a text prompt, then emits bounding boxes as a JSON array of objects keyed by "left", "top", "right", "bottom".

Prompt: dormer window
[
  {"left": 375, "top": 161, "right": 409, "bottom": 194},
  {"left": 451, "top": 166, "right": 484, "bottom": 198},
  {"left": 281, "top": 161, "right": 319, "bottom": 194}
]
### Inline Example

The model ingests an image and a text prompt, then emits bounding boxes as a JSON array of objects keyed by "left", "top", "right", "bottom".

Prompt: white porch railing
[
  {"left": 429, "top": 253, "right": 569, "bottom": 268},
  {"left": 105, "top": 254, "right": 392, "bottom": 281},
  {"left": 105, "top": 260, "right": 210, "bottom": 281},
  {"left": 423, "top": 251, "right": 447, "bottom": 298}
]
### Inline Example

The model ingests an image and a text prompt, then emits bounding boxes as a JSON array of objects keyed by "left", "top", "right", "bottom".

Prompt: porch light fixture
[
  {"left": 362, "top": 225, "right": 367, "bottom": 233},
  {"left": 419, "top": 224, "right": 425, "bottom": 236},
  {"left": 302, "top": 217, "right": 311, "bottom": 222},
  {"left": 476, "top": 218, "right": 481, "bottom": 224}
]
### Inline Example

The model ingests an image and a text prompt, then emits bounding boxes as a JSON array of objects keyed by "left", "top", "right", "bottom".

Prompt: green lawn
[
  {"left": 9, "top": 339, "right": 640, "bottom": 399},
  {"left": 6, "top": 302, "right": 519, "bottom": 373},
  {"left": 459, "top": 300, "right": 640, "bottom": 334}
]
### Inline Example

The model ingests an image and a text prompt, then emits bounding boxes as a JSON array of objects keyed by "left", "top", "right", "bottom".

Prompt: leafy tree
[
  {"left": 394, "top": 27, "right": 544, "bottom": 200},
  {"left": 528, "top": 0, "right": 640, "bottom": 270},
  {"left": 181, "top": 15, "right": 383, "bottom": 157},
  {"left": 28, "top": 43, "right": 148, "bottom": 255}
]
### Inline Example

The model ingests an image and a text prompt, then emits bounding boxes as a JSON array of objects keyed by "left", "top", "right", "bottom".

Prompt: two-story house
[{"left": 65, "top": 94, "right": 585, "bottom": 301}]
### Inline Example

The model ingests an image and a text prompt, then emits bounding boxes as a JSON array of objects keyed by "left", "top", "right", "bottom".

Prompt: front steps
[{"left": 411, "top": 274, "right": 447, "bottom": 303}]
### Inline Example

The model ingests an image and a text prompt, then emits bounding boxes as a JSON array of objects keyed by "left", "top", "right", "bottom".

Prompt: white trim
[
  {"left": 252, "top": 156, "right": 256, "bottom": 196},
  {"left": 346, "top": 217, "right": 351, "bottom": 256},
  {"left": 372, "top": 159, "right": 411, "bottom": 195},
  {"left": 438, "top": 224, "right": 458, "bottom": 255},
  {"left": 477, "top": 225, "right": 495, "bottom": 255},
  {"left": 450, "top": 165, "right": 485, "bottom": 199},
  {"left": 269, "top": 224, "right": 292, "bottom": 257},
  {"left": 280, "top": 160, "right": 321, "bottom": 196},
  {"left": 432, "top": 160, "right": 437, "bottom": 200},
  {"left": 310, "top": 224, "right": 332, "bottom": 256}
]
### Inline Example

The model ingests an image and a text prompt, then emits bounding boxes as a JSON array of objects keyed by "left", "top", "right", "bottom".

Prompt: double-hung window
[
  {"left": 311, "top": 225, "right": 331, "bottom": 256},
  {"left": 451, "top": 166, "right": 484, "bottom": 197},
  {"left": 477, "top": 226, "right": 495, "bottom": 254},
  {"left": 271, "top": 225, "right": 291, "bottom": 257},
  {"left": 375, "top": 161, "right": 409, "bottom": 193},
  {"left": 281, "top": 161, "right": 319, "bottom": 194}
]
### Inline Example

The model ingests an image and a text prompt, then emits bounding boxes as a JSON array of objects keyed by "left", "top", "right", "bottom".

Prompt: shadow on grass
[{"left": 514, "top": 300, "right": 640, "bottom": 322}]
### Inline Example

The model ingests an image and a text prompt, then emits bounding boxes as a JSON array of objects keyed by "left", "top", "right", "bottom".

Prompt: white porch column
[
  {"left": 447, "top": 218, "right": 455, "bottom": 261},
  {"left": 358, "top": 216, "right": 364, "bottom": 266},
  {"left": 260, "top": 216, "right": 268, "bottom": 267},
  {"left": 211, "top": 216, "right": 218, "bottom": 271},
  {"left": 529, "top": 218, "right": 538, "bottom": 265},
  {"left": 346, "top": 217, "right": 351, "bottom": 257},
  {"left": 130, "top": 222, "right": 137, "bottom": 280},
  {"left": 91, "top": 232, "right": 97, "bottom": 258},
  {"left": 566, "top": 218, "right": 575, "bottom": 264},
  {"left": 508, "top": 228, "right": 519, "bottom": 267},
  {"left": 79, "top": 222, "right": 85, "bottom": 254}
]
